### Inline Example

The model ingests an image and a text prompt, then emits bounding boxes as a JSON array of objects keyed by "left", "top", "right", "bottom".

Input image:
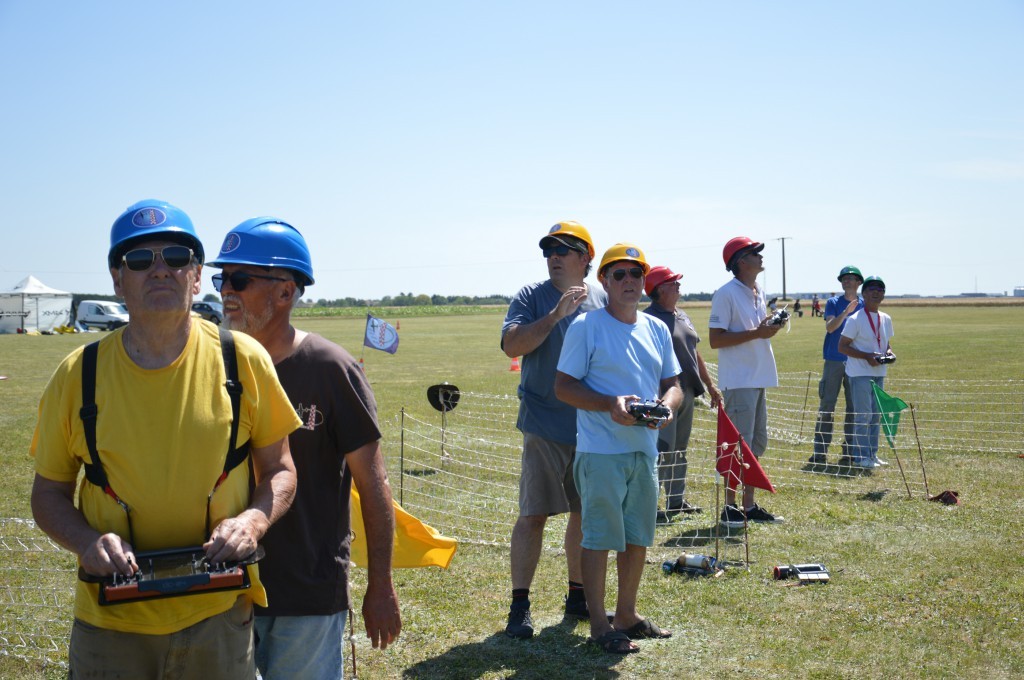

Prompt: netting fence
[{"left": 3, "top": 371, "right": 1022, "bottom": 668}]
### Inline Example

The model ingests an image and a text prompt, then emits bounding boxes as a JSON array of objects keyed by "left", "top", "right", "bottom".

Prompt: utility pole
[{"left": 776, "top": 237, "right": 792, "bottom": 300}]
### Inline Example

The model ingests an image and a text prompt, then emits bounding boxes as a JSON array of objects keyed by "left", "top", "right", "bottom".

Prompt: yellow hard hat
[
  {"left": 539, "top": 221, "right": 595, "bottom": 259},
  {"left": 598, "top": 243, "right": 650, "bottom": 278}
]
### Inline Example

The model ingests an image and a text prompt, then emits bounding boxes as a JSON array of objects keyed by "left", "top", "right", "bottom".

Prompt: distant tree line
[
  {"left": 77, "top": 290, "right": 713, "bottom": 310},
  {"left": 310, "top": 293, "right": 514, "bottom": 308},
  {"left": 307, "top": 291, "right": 713, "bottom": 307}
]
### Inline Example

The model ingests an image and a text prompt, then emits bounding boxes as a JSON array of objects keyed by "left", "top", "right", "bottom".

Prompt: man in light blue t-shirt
[{"left": 555, "top": 243, "right": 681, "bottom": 655}]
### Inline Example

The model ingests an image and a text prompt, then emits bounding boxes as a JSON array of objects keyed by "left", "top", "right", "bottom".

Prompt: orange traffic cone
[
  {"left": 509, "top": 357, "right": 521, "bottom": 372},
  {"left": 396, "top": 320, "right": 400, "bottom": 330}
]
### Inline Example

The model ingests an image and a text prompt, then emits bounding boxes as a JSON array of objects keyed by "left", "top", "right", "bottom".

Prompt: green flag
[{"left": 872, "top": 382, "right": 908, "bottom": 448}]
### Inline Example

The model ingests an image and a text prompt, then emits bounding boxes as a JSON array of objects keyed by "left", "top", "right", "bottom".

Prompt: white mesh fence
[{"left": 3, "top": 370, "right": 1021, "bottom": 668}]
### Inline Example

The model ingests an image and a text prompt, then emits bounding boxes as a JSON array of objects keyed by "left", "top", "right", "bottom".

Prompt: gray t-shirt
[
  {"left": 502, "top": 280, "right": 607, "bottom": 444},
  {"left": 642, "top": 303, "right": 706, "bottom": 398}
]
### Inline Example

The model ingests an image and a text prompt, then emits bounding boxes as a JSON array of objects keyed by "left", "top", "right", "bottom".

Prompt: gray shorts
[
  {"left": 723, "top": 387, "right": 769, "bottom": 458},
  {"left": 69, "top": 595, "right": 254, "bottom": 679},
  {"left": 518, "top": 432, "right": 582, "bottom": 516}
]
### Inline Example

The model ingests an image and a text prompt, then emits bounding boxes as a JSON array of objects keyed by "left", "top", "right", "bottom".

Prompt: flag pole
[
  {"left": 740, "top": 448, "right": 749, "bottom": 570},
  {"left": 798, "top": 370, "right": 812, "bottom": 441},
  {"left": 399, "top": 407, "right": 406, "bottom": 507},
  {"left": 910, "top": 404, "right": 930, "bottom": 498},
  {"left": 891, "top": 442, "right": 912, "bottom": 499},
  {"left": 714, "top": 444, "right": 721, "bottom": 565}
]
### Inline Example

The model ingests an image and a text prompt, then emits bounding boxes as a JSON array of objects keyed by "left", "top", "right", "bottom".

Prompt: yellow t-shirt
[{"left": 31, "top": 320, "right": 301, "bottom": 634}]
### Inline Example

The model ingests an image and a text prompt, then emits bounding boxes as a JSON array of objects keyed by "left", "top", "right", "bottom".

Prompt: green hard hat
[
  {"left": 862, "top": 276, "right": 885, "bottom": 290},
  {"left": 837, "top": 265, "right": 864, "bottom": 283}
]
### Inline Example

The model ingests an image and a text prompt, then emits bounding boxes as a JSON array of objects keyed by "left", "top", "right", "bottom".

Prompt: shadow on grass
[
  {"left": 799, "top": 461, "right": 869, "bottom": 478},
  {"left": 858, "top": 490, "right": 889, "bottom": 502},
  {"left": 659, "top": 524, "right": 746, "bottom": 549},
  {"left": 402, "top": 468, "right": 438, "bottom": 477},
  {"left": 403, "top": 621, "right": 625, "bottom": 679}
]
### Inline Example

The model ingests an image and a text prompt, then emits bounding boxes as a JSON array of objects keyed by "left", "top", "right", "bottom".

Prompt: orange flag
[
  {"left": 350, "top": 485, "right": 458, "bottom": 569},
  {"left": 715, "top": 407, "right": 776, "bottom": 493}
]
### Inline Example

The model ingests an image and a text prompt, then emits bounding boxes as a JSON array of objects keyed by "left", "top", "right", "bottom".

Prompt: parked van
[{"left": 76, "top": 300, "right": 129, "bottom": 330}]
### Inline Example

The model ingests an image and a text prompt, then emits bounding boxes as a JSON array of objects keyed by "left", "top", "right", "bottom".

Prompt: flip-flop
[
  {"left": 619, "top": 619, "right": 672, "bottom": 639},
  {"left": 588, "top": 630, "right": 639, "bottom": 654}
]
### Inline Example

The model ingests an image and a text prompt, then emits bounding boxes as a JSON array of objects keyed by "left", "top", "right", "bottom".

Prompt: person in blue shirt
[
  {"left": 500, "top": 221, "right": 606, "bottom": 639},
  {"left": 809, "top": 266, "right": 864, "bottom": 466},
  {"left": 555, "top": 243, "right": 681, "bottom": 654}
]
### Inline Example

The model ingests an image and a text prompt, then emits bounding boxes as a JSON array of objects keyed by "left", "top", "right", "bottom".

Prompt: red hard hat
[
  {"left": 644, "top": 265, "right": 683, "bottom": 296},
  {"left": 723, "top": 236, "right": 764, "bottom": 271}
]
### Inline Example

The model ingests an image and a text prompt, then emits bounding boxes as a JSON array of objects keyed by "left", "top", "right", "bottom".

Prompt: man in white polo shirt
[{"left": 708, "top": 236, "right": 784, "bottom": 528}]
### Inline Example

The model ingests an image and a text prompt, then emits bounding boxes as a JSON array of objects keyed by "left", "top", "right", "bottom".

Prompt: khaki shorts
[
  {"left": 69, "top": 595, "right": 254, "bottom": 679},
  {"left": 518, "top": 432, "right": 582, "bottom": 516}
]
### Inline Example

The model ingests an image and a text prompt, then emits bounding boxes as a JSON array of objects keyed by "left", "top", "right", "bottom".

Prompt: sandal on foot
[
  {"left": 620, "top": 619, "right": 672, "bottom": 639},
  {"left": 588, "top": 630, "right": 639, "bottom": 654}
]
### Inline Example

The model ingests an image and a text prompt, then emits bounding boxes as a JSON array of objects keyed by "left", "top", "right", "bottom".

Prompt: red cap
[{"left": 644, "top": 265, "right": 683, "bottom": 296}]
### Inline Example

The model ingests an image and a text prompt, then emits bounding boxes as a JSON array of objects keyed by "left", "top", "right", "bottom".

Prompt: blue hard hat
[
  {"left": 208, "top": 217, "right": 315, "bottom": 286},
  {"left": 108, "top": 199, "right": 205, "bottom": 269}
]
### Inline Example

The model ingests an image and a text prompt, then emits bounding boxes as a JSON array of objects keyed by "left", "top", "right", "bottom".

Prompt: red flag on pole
[{"left": 716, "top": 407, "right": 776, "bottom": 493}]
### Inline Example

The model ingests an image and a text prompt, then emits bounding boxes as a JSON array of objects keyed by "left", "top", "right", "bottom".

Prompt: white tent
[{"left": 0, "top": 276, "right": 73, "bottom": 333}]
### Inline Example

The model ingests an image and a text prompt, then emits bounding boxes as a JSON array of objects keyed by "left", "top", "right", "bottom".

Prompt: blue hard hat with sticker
[
  {"left": 108, "top": 199, "right": 204, "bottom": 269},
  {"left": 209, "top": 217, "right": 314, "bottom": 286}
]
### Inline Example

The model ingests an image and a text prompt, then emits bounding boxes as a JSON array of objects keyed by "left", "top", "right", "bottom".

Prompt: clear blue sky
[{"left": 2, "top": 1, "right": 1021, "bottom": 300}]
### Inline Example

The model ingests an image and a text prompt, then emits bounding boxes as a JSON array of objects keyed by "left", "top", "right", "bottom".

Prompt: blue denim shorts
[
  {"left": 254, "top": 611, "right": 348, "bottom": 680},
  {"left": 574, "top": 451, "right": 658, "bottom": 552}
]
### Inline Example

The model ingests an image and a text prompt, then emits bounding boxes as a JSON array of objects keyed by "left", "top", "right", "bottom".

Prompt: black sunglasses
[
  {"left": 122, "top": 245, "right": 195, "bottom": 272},
  {"left": 610, "top": 266, "right": 644, "bottom": 282},
  {"left": 212, "top": 271, "right": 290, "bottom": 293},
  {"left": 543, "top": 244, "right": 583, "bottom": 258}
]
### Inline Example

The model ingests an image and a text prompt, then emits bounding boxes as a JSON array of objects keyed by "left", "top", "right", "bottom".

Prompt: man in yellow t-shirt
[{"left": 29, "top": 199, "right": 301, "bottom": 678}]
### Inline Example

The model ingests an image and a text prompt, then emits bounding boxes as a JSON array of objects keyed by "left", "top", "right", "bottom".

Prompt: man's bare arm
[
  {"left": 31, "top": 474, "right": 136, "bottom": 577},
  {"left": 205, "top": 437, "right": 296, "bottom": 563},
  {"left": 349, "top": 440, "right": 402, "bottom": 650}
]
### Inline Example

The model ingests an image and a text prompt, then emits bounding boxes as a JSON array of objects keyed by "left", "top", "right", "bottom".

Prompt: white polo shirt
[
  {"left": 841, "top": 309, "right": 894, "bottom": 378},
  {"left": 709, "top": 278, "right": 779, "bottom": 389}
]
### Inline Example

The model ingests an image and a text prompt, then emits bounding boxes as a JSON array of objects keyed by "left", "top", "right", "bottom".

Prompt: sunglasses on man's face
[
  {"left": 543, "top": 244, "right": 582, "bottom": 258},
  {"left": 609, "top": 266, "right": 644, "bottom": 282},
  {"left": 122, "top": 245, "right": 195, "bottom": 272},
  {"left": 212, "top": 271, "right": 290, "bottom": 293}
]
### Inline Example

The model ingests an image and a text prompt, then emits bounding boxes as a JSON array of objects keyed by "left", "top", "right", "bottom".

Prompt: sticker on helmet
[
  {"left": 549, "top": 224, "right": 562, "bottom": 234},
  {"left": 132, "top": 208, "right": 166, "bottom": 228},
  {"left": 625, "top": 247, "right": 640, "bottom": 258},
  {"left": 220, "top": 233, "right": 242, "bottom": 254}
]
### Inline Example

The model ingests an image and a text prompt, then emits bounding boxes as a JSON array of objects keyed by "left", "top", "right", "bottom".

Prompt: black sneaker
[
  {"left": 808, "top": 453, "right": 826, "bottom": 465},
  {"left": 836, "top": 456, "right": 852, "bottom": 467},
  {"left": 505, "top": 607, "right": 534, "bottom": 639},
  {"left": 564, "top": 596, "right": 589, "bottom": 620},
  {"left": 719, "top": 504, "right": 746, "bottom": 528},
  {"left": 744, "top": 504, "right": 784, "bottom": 524}
]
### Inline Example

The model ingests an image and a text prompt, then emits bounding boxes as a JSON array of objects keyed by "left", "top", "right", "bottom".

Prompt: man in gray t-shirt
[{"left": 500, "top": 221, "right": 606, "bottom": 639}]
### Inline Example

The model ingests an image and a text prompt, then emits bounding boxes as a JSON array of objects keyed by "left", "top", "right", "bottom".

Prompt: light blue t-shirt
[
  {"left": 502, "top": 280, "right": 607, "bottom": 444},
  {"left": 557, "top": 308, "right": 681, "bottom": 457}
]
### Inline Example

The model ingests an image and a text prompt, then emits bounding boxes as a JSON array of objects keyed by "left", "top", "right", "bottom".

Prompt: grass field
[{"left": 1, "top": 304, "right": 1023, "bottom": 679}]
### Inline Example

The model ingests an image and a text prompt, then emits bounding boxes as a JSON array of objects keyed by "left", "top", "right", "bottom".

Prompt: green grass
[{"left": 2, "top": 305, "right": 1023, "bottom": 678}]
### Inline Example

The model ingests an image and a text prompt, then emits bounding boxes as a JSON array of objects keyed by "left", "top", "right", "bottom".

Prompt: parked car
[
  {"left": 76, "top": 300, "right": 129, "bottom": 331},
  {"left": 191, "top": 301, "right": 223, "bottom": 324}
]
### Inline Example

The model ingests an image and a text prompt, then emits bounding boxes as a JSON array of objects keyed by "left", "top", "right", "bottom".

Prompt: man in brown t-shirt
[{"left": 210, "top": 218, "right": 401, "bottom": 679}]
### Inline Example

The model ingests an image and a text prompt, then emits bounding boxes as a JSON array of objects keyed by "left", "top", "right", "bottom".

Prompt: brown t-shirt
[{"left": 255, "top": 333, "right": 381, "bottom": 616}]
